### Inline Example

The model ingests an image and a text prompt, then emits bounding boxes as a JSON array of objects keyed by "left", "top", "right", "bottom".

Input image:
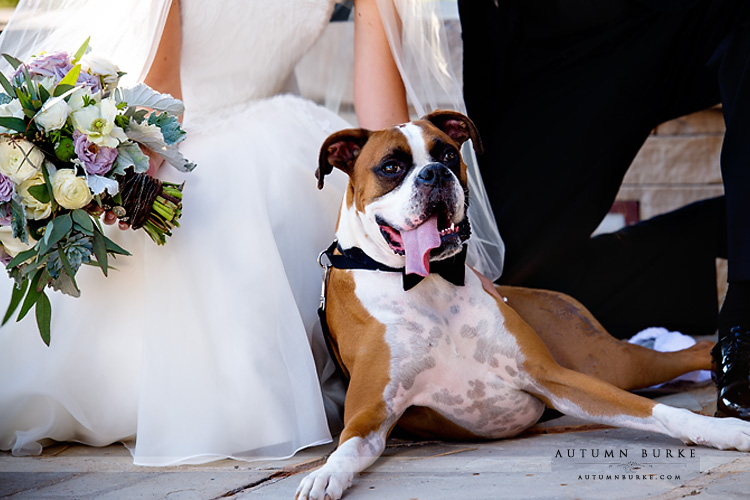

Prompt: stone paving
[{"left": 2, "top": 384, "right": 749, "bottom": 499}]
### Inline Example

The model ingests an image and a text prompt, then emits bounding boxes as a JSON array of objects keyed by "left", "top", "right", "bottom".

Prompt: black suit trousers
[{"left": 459, "top": 0, "right": 749, "bottom": 338}]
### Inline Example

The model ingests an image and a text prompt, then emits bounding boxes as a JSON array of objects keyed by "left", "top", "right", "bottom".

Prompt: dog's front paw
[
  {"left": 695, "top": 416, "right": 750, "bottom": 451},
  {"left": 296, "top": 466, "right": 353, "bottom": 500}
]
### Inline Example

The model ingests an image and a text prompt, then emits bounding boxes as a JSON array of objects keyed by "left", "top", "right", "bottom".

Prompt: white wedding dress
[{"left": 0, "top": 0, "right": 349, "bottom": 465}]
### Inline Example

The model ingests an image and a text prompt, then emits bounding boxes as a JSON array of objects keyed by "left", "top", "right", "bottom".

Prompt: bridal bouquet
[{"left": 0, "top": 39, "right": 195, "bottom": 344}]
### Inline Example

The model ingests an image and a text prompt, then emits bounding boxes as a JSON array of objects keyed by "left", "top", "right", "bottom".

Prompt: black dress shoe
[{"left": 712, "top": 326, "right": 750, "bottom": 420}]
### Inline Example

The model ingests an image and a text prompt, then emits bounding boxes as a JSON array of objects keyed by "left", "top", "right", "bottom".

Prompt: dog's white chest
[{"left": 353, "top": 269, "right": 545, "bottom": 438}]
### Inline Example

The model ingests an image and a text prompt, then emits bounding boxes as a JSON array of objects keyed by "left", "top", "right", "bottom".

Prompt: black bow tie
[{"left": 321, "top": 242, "right": 466, "bottom": 291}]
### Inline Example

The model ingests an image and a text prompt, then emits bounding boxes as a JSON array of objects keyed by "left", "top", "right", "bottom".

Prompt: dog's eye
[
  {"left": 442, "top": 150, "right": 458, "bottom": 164},
  {"left": 380, "top": 163, "right": 402, "bottom": 176}
]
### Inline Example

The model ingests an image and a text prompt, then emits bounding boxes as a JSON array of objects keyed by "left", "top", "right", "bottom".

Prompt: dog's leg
[
  {"left": 296, "top": 380, "right": 400, "bottom": 500},
  {"left": 497, "top": 285, "right": 712, "bottom": 390},
  {"left": 506, "top": 307, "right": 750, "bottom": 451},
  {"left": 525, "top": 360, "right": 750, "bottom": 451}
]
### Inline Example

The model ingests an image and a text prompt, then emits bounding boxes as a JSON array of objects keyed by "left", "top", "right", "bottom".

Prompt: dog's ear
[
  {"left": 421, "top": 110, "right": 484, "bottom": 155},
  {"left": 317, "top": 128, "right": 371, "bottom": 189}
]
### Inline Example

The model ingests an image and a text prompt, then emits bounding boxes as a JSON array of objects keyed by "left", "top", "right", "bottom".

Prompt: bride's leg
[{"left": 497, "top": 286, "right": 713, "bottom": 391}]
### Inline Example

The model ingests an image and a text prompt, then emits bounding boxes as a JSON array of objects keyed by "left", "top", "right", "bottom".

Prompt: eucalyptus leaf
[
  {"left": 0, "top": 116, "right": 27, "bottom": 133},
  {"left": 40, "top": 214, "right": 72, "bottom": 255},
  {"left": 57, "top": 246, "right": 77, "bottom": 281},
  {"left": 92, "top": 227, "right": 108, "bottom": 276},
  {"left": 6, "top": 248, "right": 36, "bottom": 270},
  {"left": 71, "top": 209, "right": 94, "bottom": 233},
  {"left": 17, "top": 269, "right": 43, "bottom": 321},
  {"left": 0, "top": 70, "right": 14, "bottom": 96},
  {"left": 104, "top": 235, "right": 130, "bottom": 256},
  {"left": 35, "top": 291, "right": 51, "bottom": 346},
  {"left": 21, "top": 66, "right": 38, "bottom": 102},
  {"left": 2, "top": 53, "right": 22, "bottom": 70},
  {"left": 2, "top": 279, "right": 28, "bottom": 325}
]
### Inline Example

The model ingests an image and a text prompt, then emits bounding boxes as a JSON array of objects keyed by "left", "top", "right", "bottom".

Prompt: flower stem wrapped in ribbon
[{"left": 0, "top": 38, "right": 196, "bottom": 344}]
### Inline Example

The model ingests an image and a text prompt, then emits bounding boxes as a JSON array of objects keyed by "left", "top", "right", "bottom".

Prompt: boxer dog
[{"left": 296, "top": 110, "right": 750, "bottom": 500}]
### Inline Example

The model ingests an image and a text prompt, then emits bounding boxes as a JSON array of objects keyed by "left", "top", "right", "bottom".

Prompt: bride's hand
[{"left": 103, "top": 147, "right": 164, "bottom": 230}]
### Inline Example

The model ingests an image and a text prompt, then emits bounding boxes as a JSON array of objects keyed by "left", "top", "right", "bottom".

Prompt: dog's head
[{"left": 317, "top": 110, "right": 482, "bottom": 276}]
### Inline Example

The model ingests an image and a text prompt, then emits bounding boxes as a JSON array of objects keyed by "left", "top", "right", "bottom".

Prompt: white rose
[
  {"left": 34, "top": 98, "right": 72, "bottom": 132},
  {"left": 80, "top": 53, "right": 120, "bottom": 90},
  {"left": 0, "top": 138, "right": 44, "bottom": 184},
  {"left": 70, "top": 98, "right": 127, "bottom": 148},
  {"left": 0, "top": 225, "right": 36, "bottom": 257},
  {"left": 51, "top": 169, "right": 93, "bottom": 209},
  {"left": 17, "top": 173, "right": 53, "bottom": 220}
]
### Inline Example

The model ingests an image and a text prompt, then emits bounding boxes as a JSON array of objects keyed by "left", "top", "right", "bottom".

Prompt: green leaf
[
  {"left": 0, "top": 116, "right": 27, "bottom": 133},
  {"left": 0, "top": 70, "right": 14, "bottom": 96},
  {"left": 53, "top": 83, "right": 74, "bottom": 98},
  {"left": 1, "top": 53, "right": 22, "bottom": 70},
  {"left": 104, "top": 235, "right": 130, "bottom": 256},
  {"left": 92, "top": 227, "right": 108, "bottom": 276},
  {"left": 58, "top": 64, "right": 81, "bottom": 89},
  {"left": 2, "top": 279, "right": 28, "bottom": 325},
  {"left": 35, "top": 291, "right": 51, "bottom": 346},
  {"left": 57, "top": 246, "right": 78, "bottom": 288},
  {"left": 71, "top": 209, "right": 94, "bottom": 233},
  {"left": 16, "top": 90, "right": 35, "bottom": 115},
  {"left": 6, "top": 248, "right": 37, "bottom": 269},
  {"left": 17, "top": 269, "right": 43, "bottom": 321},
  {"left": 39, "top": 214, "right": 73, "bottom": 255},
  {"left": 72, "top": 37, "right": 90, "bottom": 64},
  {"left": 41, "top": 160, "right": 54, "bottom": 199},
  {"left": 38, "top": 83, "right": 50, "bottom": 102},
  {"left": 28, "top": 183, "right": 51, "bottom": 203},
  {"left": 21, "top": 66, "right": 38, "bottom": 103}
]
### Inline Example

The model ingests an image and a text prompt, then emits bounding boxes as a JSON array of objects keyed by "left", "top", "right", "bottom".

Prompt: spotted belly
[{"left": 354, "top": 270, "right": 546, "bottom": 439}]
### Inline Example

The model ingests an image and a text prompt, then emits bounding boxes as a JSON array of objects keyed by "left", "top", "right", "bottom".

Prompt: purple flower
[
  {"left": 0, "top": 246, "right": 11, "bottom": 266},
  {"left": 0, "top": 173, "right": 13, "bottom": 203},
  {"left": 15, "top": 51, "right": 102, "bottom": 93},
  {"left": 73, "top": 131, "right": 118, "bottom": 175},
  {"left": 15, "top": 51, "right": 71, "bottom": 81}
]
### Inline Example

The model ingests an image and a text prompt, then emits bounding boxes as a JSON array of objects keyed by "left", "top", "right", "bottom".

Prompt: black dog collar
[{"left": 319, "top": 240, "right": 467, "bottom": 291}]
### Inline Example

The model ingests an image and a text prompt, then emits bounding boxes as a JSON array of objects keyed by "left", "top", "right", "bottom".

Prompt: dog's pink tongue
[{"left": 401, "top": 215, "right": 441, "bottom": 277}]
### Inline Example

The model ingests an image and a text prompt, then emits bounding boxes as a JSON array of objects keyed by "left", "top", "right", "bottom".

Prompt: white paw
[
  {"left": 698, "top": 417, "right": 750, "bottom": 451},
  {"left": 296, "top": 466, "right": 353, "bottom": 500}
]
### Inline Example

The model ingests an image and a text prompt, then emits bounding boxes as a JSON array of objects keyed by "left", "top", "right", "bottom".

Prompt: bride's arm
[
  {"left": 104, "top": 0, "right": 182, "bottom": 228},
  {"left": 144, "top": 0, "right": 183, "bottom": 103},
  {"left": 353, "top": 0, "right": 409, "bottom": 129}
]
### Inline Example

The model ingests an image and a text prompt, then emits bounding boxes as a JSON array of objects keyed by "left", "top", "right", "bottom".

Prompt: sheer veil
[
  {"left": 0, "top": 0, "right": 172, "bottom": 87},
  {"left": 375, "top": 0, "right": 505, "bottom": 280}
]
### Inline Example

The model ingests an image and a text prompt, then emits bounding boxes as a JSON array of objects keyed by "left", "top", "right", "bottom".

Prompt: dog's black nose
[{"left": 417, "top": 163, "right": 452, "bottom": 187}]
